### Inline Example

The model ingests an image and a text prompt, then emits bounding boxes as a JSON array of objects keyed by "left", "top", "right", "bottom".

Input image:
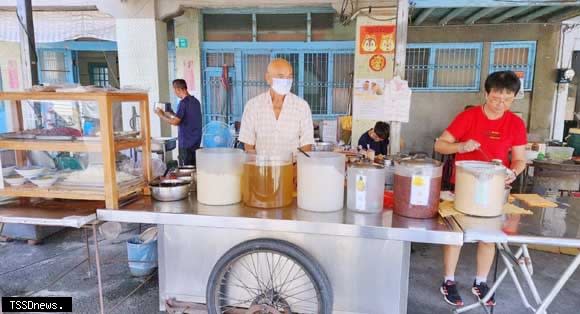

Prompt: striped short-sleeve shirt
[{"left": 239, "top": 92, "right": 315, "bottom": 156}]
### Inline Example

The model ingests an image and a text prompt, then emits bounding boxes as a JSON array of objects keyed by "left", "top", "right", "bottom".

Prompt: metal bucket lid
[
  {"left": 397, "top": 154, "right": 441, "bottom": 169},
  {"left": 349, "top": 161, "right": 384, "bottom": 170},
  {"left": 455, "top": 160, "right": 506, "bottom": 176}
]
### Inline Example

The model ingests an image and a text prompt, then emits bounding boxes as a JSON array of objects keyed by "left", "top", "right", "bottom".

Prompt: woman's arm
[
  {"left": 510, "top": 145, "right": 527, "bottom": 175},
  {"left": 434, "top": 131, "right": 480, "bottom": 155}
]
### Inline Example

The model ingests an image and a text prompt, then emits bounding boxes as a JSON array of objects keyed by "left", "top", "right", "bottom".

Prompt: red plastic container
[{"left": 383, "top": 190, "right": 394, "bottom": 209}]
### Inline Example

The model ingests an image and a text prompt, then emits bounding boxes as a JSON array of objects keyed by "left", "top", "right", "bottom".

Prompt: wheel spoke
[
  {"left": 278, "top": 267, "right": 308, "bottom": 296},
  {"left": 265, "top": 252, "right": 275, "bottom": 292},
  {"left": 277, "top": 278, "right": 313, "bottom": 297},
  {"left": 238, "top": 255, "right": 268, "bottom": 294},
  {"left": 270, "top": 253, "right": 284, "bottom": 291},
  {"left": 249, "top": 252, "right": 267, "bottom": 293},
  {"left": 276, "top": 261, "right": 297, "bottom": 295},
  {"left": 212, "top": 245, "right": 325, "bottom": 314},
  {"left": 224, "top": 267, "right": 261, "bottom": 299}
]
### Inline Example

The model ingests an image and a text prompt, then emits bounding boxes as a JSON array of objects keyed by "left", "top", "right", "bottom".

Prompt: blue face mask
[{"left": 271, "top": 78, "right": 293, "bottom": 95}]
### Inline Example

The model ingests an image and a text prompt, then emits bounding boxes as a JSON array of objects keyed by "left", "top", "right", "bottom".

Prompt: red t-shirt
[{"left": 447, "top": 106, "right": 527, "bottom": 178}]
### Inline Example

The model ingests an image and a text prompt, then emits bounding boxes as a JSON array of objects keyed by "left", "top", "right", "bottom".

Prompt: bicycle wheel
[{"left": 207, "top": 238, "right": 333, "bottom": 314}]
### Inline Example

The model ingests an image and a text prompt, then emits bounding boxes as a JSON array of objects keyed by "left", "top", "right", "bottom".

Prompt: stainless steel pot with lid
[
  {"left": 393, "top": 154, "right": 443, "bottom": 219},
  {"left": 455, "top": 161, "right": 507, "bottom": 217}
]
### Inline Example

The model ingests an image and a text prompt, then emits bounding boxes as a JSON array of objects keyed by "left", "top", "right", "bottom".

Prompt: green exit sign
[{"left": 177, "top": 37, "right": 188, "bottom": 48}]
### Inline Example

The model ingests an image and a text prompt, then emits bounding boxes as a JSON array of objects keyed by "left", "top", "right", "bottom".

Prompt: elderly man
[{"left": 239, "top": 58, "right": 314, "bottom": 155}]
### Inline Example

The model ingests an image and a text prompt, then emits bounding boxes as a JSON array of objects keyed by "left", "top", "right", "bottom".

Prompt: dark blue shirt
[
  {"left": 175, "top": 95, "right": 202, "bottom": 148},
  {"left": 358, "top": 129, "right": 389, "bottom": 155}
]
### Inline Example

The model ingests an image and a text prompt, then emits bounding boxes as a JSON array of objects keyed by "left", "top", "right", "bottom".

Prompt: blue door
[{"left": 203, "top": 67, "right": 236, "bottom": 124}]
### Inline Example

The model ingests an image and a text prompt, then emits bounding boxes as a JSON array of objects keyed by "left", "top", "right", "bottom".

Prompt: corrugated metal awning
[
  {"left": 410, "top": 1, "right": 580, "bottom": 26},
  {"left": 0, "top": 10, "right": 115, "bottom": 42}
]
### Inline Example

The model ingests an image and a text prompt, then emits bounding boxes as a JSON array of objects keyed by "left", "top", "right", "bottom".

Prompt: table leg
[
  {"left": 92, "top": 224, "right": 105, "bottom": 314},
  {"left": 535, "top": 252, "right": 580, "bottom": 314},
  {"left": 516, "top": 245, "right": 542, "bottom": 306},
  {"left": 84, "top": 228, "right": 92, "bottom": 278},
  {"left": 498, "top": 244, "right": 536, "bottom": 312},
  {"left": 455, "top": 246, "right": 524, "bottom": 314}
]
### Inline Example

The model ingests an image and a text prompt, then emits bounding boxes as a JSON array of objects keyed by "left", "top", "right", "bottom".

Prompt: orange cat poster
[{"left": 359, "top": 25, "right": 396, "bottom": 55}]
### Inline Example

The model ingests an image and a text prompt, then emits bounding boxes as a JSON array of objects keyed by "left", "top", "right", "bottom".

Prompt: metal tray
[
  {"left": 0, "top": 132, "right": 36, "bottom": 140},
  {"left": 35, "top": 135, "right": 74, "bottom": 141}
]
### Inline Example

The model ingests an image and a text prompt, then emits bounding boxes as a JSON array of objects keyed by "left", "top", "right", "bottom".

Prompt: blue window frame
[
  {"left": 489, "top": 41, "right": 536, "bottom": 91},
  {"left": 0, "top": 66, "right": 6, "bottom": 133},
  {"left": 405, "top": 43, "right": 483, "bottom": 92},
  {"left": 37, "top": 48, "right": 75, "bottom": 85},
  {"left": 201, "top": 41, "right": 354, "bottom": 123},
  {"left": 88, "top": 63, "right": 109, "bottom": 87}
]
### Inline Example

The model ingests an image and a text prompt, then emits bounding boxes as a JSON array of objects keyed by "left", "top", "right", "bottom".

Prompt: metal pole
[
  {"left": 390, "top": 0, "right": 409, "bottom": 155},
  {"left": 92, "top": 223, "right": 105, "bottom": 314},
  {"left": 16, "top": 0, "right": 38, "bottom": 87},
  {"left": 498, "top": 244, "right": 536, "bottom": 312},
  {"left": 455, "top": 246, "right": 524, "bottom": 314},
  {"left": 535, "top": 252, "right": 580, "bottom": 314},
  {"left": 84, "top": 228, "right": 93, "bottom": 278}
]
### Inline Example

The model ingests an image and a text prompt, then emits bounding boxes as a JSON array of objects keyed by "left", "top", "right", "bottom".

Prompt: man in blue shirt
[
  {"left": 357, "top": 121, "right": 390, "bottom": 156},
  {"left": 155, "top": 79, "right": 202, "bottom": 166}
]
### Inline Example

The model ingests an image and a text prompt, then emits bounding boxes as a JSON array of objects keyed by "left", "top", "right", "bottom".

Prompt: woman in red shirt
[{"left": 434, "top": 71, "right": 527, "bottom": 307}]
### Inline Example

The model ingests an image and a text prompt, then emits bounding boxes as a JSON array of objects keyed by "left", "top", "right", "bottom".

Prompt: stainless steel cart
[{"left": 98, "top": 195, "right": 463, "bottom": 314}]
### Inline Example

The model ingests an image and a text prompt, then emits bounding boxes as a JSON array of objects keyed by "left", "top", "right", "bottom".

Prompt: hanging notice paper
[
  {"left": 383, "top": 76, "right": 411, "bottom": 123},
  {"left": 352, "top": 78, "right": 386, "bottom": 120}
]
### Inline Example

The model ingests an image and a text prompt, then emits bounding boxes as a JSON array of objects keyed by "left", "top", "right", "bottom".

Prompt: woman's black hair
[{"left": 484, "top": 71, "right": 521, "bottom": 95}]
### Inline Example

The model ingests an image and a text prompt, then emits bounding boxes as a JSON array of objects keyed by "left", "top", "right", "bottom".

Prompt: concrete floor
[{"left": 0, "top": 225, "right": 579, "bottom": 314}]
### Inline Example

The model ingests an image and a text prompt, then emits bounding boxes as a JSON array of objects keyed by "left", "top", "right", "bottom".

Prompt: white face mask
[{"left": 271, "top": 78, "right": 293, "bottom": 95}]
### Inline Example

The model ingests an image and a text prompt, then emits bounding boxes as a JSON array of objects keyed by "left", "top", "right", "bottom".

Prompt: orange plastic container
[{"left": 383, "top": 190, "right": 394, "bottom": 209}]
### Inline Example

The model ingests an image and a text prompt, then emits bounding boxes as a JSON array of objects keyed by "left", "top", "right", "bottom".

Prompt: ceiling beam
[
  {"left": 439, "top": 7, "right": 468, "bottom": 25},
  {"left": 464, "top": 7, "right": 498, "bottom": 25},
  {"left": 548, "top": 7, "right": 580, "bottom": 22},
  {"left": 490, "top": 6, "right": 531, "bottom": 24},
  {"left": 517, "top": 6, "right": 564, "bottom": 23},
  {"left": 413, "top": 7, "right": 435, "bottom": 26}
]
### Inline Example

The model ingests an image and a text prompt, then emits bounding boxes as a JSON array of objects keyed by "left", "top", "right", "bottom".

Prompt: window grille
[{"left": 489, "top": 41, "right": 536, "bottom": 91}]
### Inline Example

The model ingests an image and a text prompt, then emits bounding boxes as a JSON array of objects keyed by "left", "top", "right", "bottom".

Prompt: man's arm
[
  {"left": 244, "top": 143, "right": 256, "bottom": 153},
  {"left": 155, "top": 108, "right": 181, "bottom": 126}
]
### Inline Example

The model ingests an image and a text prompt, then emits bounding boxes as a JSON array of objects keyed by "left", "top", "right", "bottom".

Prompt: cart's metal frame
[
  {"left": 452, "top": 197, "right": 580, "bottom": 314},
  {"left": 98, "top": 195, "right": 464, "bottom": 314}
]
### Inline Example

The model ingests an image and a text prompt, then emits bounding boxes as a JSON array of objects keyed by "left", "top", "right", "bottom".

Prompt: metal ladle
[{"left": 297, "top": 147, "right": 311, "bottom": 158}]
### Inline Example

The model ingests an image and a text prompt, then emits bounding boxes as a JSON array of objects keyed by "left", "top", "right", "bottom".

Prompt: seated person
[{"left": 357, "top": 121, "right": 390, "bottom": 156}]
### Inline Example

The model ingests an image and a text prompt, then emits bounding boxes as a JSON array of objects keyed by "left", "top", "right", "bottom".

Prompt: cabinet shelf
[
  {"left": 0, "top": 181, "right": 146, "bottom": 200},
  {"left": 0, "top": 90, "right": 153, "bottom": 208}
]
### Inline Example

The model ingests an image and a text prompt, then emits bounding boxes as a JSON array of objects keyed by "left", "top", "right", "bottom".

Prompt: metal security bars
[
  {"left": 88, "top": 63, "right": 109, "bottom": 87},
  {"left": 405, "top": 43, "right": 483, "bottom": 92},
  {"left": 489, "top": 41, "right": 536, "bottom": 91},
  {"left": 37, "top": 49, "right": 74, "bottom": 84},
  {"left": 202, "top": 42, "right": 354, "bottom": 123}
]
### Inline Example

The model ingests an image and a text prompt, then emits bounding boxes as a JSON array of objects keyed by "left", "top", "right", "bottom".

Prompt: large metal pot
[
  {"left": 312, "top": 142, "right": 335, "bottom": 152},
  {"left": 455, "top": 161, "right": 506, "bottom": 217},
  {"left": 150, "top": 179, "right": 190, "bottom": 202},
  {"left": 177, "top": 165, "right": 196, "bottom": 175}
]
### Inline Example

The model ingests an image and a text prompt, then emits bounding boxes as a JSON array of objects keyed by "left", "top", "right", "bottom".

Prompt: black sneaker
[
  {"left": 440, "top": 280, "right": 464, "bottom": 306},
  {"left": 472, "top": 281, "right": 496, "bottom": 306}
]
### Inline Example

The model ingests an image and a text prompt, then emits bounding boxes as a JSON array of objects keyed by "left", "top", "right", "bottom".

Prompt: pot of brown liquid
[
  {"left": 393, "top": 154, "right": 442, "bottom": 219},
  {"left": 242, "top": 153, "right": 294, "bottom": 208}
]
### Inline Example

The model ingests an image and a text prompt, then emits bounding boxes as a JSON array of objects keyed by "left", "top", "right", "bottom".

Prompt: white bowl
[
  {"left": 15, "top": 166, "right": 45, "bottom": 179},
  {"left": 29, "top": 175, "right": 58, "bottom": 188},
  {"left": 4, "top": 175, "right": 26, "bottom": 186},
  {"left": 2, "top": 166, "right": 15, "bottom": 176}
]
